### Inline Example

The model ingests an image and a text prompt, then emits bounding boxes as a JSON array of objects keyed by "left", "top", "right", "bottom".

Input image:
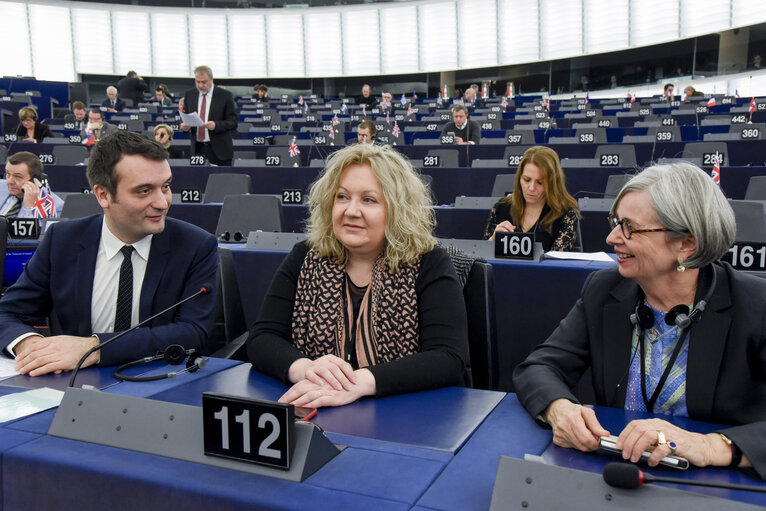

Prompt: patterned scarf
[{"left": 291, "top": 249, "right": 421, "bottom": 367}]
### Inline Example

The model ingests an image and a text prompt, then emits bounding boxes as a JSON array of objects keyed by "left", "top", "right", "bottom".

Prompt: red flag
[
  {"left": 707, "top": 97, "right": 716, "bottom": 107},
  {"left": 82, "top": 129, "right": 96, "bottom": 147},
  {"left": 628, "top": 92, "right": 636, "bottom": 103},
  {"left": 750, "top": 97, "right": 757, "bottom": 114},
  {"left": 332, "top": 114, "right": 340, "bottom": 126}
]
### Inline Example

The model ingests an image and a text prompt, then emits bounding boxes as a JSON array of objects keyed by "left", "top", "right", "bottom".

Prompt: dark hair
[
  {"left": 452, "top": 104, "right": 468, "bottom": 115},
  {"left": 72, "top": 101, "right": 86, "bottom": 110},
  {"left": 87, "top": 131, "right": 168, "bottom": 197},
  {"left": 7, "top": 151, "right": 43, "bottom": 178},
  {"left": 357, "top": 119, "right": 376, "bottom": 135},
  {"left": 88, "top": 108, "right": 104, "bottom": 121},
  {"left": 127, "top": 70, "right": 137, "bottom": 78}
]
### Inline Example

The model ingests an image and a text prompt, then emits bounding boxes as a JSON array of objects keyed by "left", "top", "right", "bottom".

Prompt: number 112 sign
[{"left": 202, "top": 393, "right": 295, "bottom": 470}]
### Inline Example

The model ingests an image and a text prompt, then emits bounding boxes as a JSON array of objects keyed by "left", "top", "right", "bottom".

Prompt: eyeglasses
[{"left": 608, "top": 215, "right": 670, "bottom": 239}]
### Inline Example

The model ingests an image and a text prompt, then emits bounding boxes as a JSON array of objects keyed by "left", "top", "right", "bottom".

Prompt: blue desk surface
[{"left": 148, "top": 363, "right": 505, "bottom": 456}]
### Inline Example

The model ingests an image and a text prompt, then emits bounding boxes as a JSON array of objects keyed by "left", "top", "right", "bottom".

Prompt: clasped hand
[
  {"left": 281, "top": 355, "right": 375, "bottom": 408},
  {"left": 544, "top": 398, "right": 735, "bottom": 468}
]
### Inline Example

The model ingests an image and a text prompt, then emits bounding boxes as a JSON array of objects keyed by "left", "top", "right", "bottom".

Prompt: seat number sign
[
  {"left": 203, "top": 393, "right": 294, "bottom": 470},
  {"left": 495, "top": 231, "right": 535, "bottom": 260}
]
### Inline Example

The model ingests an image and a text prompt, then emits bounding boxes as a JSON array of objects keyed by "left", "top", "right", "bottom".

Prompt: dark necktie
[
  {"left": 114, "top": 245, "right": 135, "bottom": 332},
  {"left": 198, "top": 93, "right": 207, "bottom": 142}
]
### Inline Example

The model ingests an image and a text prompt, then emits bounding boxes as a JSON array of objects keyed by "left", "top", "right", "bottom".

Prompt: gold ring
[{"left": 656, "top": 431, "right": 677, "bottom": 454}]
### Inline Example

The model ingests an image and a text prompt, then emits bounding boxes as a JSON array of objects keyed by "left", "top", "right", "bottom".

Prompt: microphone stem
[
  {"left": 652, "top": 475, "right": 766, "bottom": 493},
  {"left": 67, "top": 288, "right": 205, "bottom": 388}
]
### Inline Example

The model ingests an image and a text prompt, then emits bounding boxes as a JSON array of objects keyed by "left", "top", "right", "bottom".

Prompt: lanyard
[{"left": 638, "top": 325, "right": 690, "bottom": 413}]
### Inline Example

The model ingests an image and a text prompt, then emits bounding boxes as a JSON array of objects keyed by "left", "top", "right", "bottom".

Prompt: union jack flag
[
  {"left": 501, "top": 97, "right": 508, "bottom": 108},
  {"left": 328, "top": 126, "right": 335, "bottom": 140},
  {"left": 298, "top": 96, "right": 304, "bottom": 105},
  {"left": 33, "top": 183, "right": 56, "bottom": 219},
  {"left": 541, "top": 97, "right": 549, "bottom": 111},
  {"left": 750, "top": 97, "right": 757, "bottom": 114},
  {"left": 289, "top": 137, "right": 300, "bottom": 158},
  {"left": 711, "top": 152, "right": 721, "bottom": 187},
  {"left": 332, "top": 114, "right": 340, "bottom": 126},
  {"left": 407, "top": 105, "right": 413, "bottom": 116},
  {"left": 392, "top": 122, "right": 401, "bottom": 138}
]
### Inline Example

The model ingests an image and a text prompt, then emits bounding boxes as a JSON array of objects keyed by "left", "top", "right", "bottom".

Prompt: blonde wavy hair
[
  {"left": 500, "top": 145, "right": 579, "bottom": 232},
  {"left": 306, "top": 143, "right": 436, "bottom": 272}
]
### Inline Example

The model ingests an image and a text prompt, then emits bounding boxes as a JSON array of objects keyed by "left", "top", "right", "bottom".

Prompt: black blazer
[
  {"left": 101, "top": 98, "right": 126, "bottom": 111},
  {"left": 15, "top": 122, "right": 52, "bottom": 143},
  {"left": 513, "top": 263, "right": 766, "bottom": 479},
  {"left": 182, "top": 86, "right": 238, "bottom": 163}
]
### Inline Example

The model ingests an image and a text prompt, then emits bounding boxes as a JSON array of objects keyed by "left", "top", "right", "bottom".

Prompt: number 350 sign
[{"left": 202, "top": 393, "right": 295, "bottom": 470}]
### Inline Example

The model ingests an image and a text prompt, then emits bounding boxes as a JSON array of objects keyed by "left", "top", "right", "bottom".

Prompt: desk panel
[
  {"left": 539, "top": 406, "right": 766, "bottom": 507},
  {"left": 149, "top": 363, "right": 504, "bottom": 455},
  {"left": 3, "top": 435, "right": 425, "bottom": 511}
]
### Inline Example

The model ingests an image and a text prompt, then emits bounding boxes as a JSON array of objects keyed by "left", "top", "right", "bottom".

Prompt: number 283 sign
[{"left": 202, "top": 393, "right": 295, "bottom": 470}]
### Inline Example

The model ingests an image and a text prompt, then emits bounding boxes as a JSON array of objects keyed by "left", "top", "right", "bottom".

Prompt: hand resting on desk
[
  {"left": 14, "top": 335, "right": 100, "bottom": 376},
  {"left": 280, "top": 362, "right": 376, "bottom": 408}
]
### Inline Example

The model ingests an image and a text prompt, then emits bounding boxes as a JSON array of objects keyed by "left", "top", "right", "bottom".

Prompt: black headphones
[
  {"left": 218, "top": 231, "right": 246, "bottom": 242},
  {"left": 629, "top": 265, "right": 717, "bottom": 332},
  {"left": 114, "top": 344, "right": 206, "bottom": 382}
]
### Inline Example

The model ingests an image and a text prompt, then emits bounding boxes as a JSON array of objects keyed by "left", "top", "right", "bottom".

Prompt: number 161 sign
[{"left": 202, "top": 393, "right": 295, "bottom": 470}]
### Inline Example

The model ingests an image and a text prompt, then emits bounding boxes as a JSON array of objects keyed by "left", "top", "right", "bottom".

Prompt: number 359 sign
[{"left": 202, "top": 393, "right": 295, "bottom": 470}]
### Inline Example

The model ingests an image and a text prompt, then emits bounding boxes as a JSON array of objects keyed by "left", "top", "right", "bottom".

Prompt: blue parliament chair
[
  {"left": 214, "top": 194, "right": 285, "bottom": 239},
  {"left": 52, "top": 145, "right": 88, "bottom": 166},
  {"left": 744, "top": 176, "right": 766, "bottom": 200},
  {"left": 0, "top": 216, "right": 7, "bottom": 290},
  {"left": 60, "top": 193, "right": 102, "bottom": 219},
  {"left": 729, "top": 200, "right": 766, "bottom": 243}
]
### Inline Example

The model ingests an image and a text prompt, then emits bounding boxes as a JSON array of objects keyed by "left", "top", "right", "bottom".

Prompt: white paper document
[
  {"left": 0, "top": 357, "right": 18, "bottom": 380},
  {"left": 545, "top": 251, "right": 616, "bottom": 263},
  {"left": 178, "top": 110, "right": 204, "bottom": 127},
  {"left": 0, "top": 387, "right": 65, "bottom": 423}
]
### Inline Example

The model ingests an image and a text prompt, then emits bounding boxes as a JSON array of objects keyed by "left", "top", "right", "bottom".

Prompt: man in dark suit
[
  {"left": 80, "top": 109, "right": 118, "bottom": 143},
  {"left": 64, "top": 101, "right": 88, "bottom": 131},
  {"left": 440, "top": 105, "right": 480, "bottom": 145},
  {"left": 180, "top": 65, "right": 238, "bottom": 166},
  {"left": 102, "top": 86, "right": 126, "bottom": 112},
  {"left": 117, "top": 70, "right": 149, "bottom": 106},
  {"left": 0, "top": 131, "right": 218, "bottom": 376}
]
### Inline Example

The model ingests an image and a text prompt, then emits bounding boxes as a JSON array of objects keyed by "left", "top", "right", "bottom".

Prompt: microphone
[
  {"left": 603, "top": 463, "right": 766, "bottom": 493},
  {"left": 67, "top": 283, "right": 213, "bottom": 388}
]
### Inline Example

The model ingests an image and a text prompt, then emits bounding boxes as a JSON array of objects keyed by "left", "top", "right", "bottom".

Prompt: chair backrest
[
  {"left": 0, "top": 216, "right": 7, "bottom": 287},
  {"left": 729, "top": 200, "right": 766, "bottom": 243},
  {"left": 445, "top": 247, "right": 498, "bottom": 390},
  {"left": 265, "top": 146, "right": 298, "bottom": 167},
  {"left": 454, "top": 196, "right": 500, "bottom": 209},
  {"left": 61, "top": 193, "right": 102, "bottom": 219},
  {"left": 744, "top": 176, "right": 766, "bottom": 201},
  {"left": 203, "top": 173, "right": 253, "bottom": 203},
  {"left": 604, "top": 174, "right": 632, "bottom": 198},
  {"left": 217, "top": 246, "right": 247, "bottom": 348},
  {"left": 215, "top": 194, "right": 285, "bottom": 238},
  {"left": 425, "top": 149, "right": 459, "bottom": 168},
  {"left": 0, "top": 145, "right": 7, "bottom": 164},
  {"left": 594, "top": 144, "right": 637, "bottom": 168},
  {"left": 491, "top": 174, "right": 515, "bottom": 198},
  {"left": 52, "top": 145, "right": 89, "bottom": 166}
]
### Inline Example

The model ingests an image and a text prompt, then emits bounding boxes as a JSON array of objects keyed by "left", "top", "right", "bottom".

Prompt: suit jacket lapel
[
  {"left": 74, "top": 217, "right": 102, "bottom": 334},
  {"left": 603, "top": 278, "right": 639, "bottom": 407},
  {"left": 686, "top": 264, "right": 731, "bottom": 419},
  {"left": 140, "top": 227, "right": 171, "bottom": 320}
]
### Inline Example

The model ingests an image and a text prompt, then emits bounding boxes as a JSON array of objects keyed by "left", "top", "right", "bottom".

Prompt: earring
[{"left": 677, "top": 262, "right": 686, "bottom": 272}]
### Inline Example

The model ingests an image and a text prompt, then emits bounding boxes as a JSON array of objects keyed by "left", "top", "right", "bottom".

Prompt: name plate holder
[
  {"left": 48, "top": 387, "right": 342, "bottom": 483},
  {"left": 489, "top": 456, "right": 756, "bottom": 511}
]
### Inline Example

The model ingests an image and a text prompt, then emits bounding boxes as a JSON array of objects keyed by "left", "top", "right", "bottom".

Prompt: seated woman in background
[
  {"left": 513, "top": 162, "right": 766, "bottom": 479},
  {"left": 484, "top": 146, "right": 580, "bottom": 251},
  {"left": 14, "top": 106, "right": 52, "bottom": 143},
  {"left": 153, "top": 124, "right": 184, "bottom": 159},
  {"left": 247, "top": 143, "right": 469, "bottom": 408}
]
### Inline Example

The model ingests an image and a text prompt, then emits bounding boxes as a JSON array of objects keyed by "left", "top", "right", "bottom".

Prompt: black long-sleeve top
[{"left": 246, "top": 241, "right": 470, "bottom": 396}]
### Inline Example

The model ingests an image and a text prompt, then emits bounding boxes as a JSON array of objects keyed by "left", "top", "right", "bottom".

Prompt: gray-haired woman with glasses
[{"left": 514, "top": 161, "right": 766, "bottom": 480}]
